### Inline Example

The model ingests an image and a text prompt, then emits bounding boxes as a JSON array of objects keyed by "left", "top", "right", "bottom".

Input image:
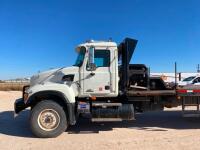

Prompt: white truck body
[{"left": 16, "top": 38, "right": 191, "bottom": 138}]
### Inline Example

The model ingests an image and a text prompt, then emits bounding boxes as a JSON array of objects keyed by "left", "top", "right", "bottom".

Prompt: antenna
[
  {"left": 197, "top": 64, "right": 200, "bottom": 73},
  {"left": 175, "top": 62, "right": 177, "bottom": 90}
]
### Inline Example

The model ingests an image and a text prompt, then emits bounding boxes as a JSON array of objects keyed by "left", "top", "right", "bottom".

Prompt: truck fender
[
  {"left": 27, "top": 86, "right": 76, "bottom": 125},
  {"left": 27, "top": 83, "right": 76, "bottom": 103}
]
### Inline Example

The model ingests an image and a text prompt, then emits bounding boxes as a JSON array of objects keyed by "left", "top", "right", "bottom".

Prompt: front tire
[{"left": 30, "top": 100, "right": 68, "bottom": 138}]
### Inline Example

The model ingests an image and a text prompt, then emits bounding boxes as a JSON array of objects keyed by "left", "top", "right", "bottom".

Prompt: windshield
[
  {"left": 183, "top": 76, "right": 196, "bottom": 82},
  {"left": 74, "top": 47, "right": 86, "bottom": 67}
]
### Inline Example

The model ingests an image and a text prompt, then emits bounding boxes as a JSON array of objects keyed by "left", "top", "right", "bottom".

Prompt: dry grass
[{"left": 0, "top": 83, "right": 29, "bottom": 91}]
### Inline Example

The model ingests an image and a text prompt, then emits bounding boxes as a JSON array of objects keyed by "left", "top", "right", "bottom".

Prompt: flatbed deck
[{"left": 127, "top": 90, "right": 176, "bottom": 96}]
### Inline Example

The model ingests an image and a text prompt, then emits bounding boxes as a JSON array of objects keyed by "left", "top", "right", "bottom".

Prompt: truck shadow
[
  {"left": 0, "top": 110, "right": 33, "bottom": 138},
  {"left": 68, "top": 111, "right": 200, "bottom": 134},
  {"left": 0, "top": 110, "right": 200, "bottom": 137}
]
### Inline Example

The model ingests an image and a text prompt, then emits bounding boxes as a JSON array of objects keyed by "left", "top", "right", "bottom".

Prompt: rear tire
[{"left": 30, "top": 100, "right": 68, "bottom": 138}]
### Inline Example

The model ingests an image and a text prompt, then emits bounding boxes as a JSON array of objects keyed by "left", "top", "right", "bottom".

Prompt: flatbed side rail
[
  {"left": 177, "top": 89, "right": 200, "bottom": 96},
  {"left": 127, "top": 90, "right": 176, "bottom": 97}
]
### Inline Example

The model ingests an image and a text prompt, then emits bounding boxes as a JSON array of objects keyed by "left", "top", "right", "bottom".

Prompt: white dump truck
[{"left": 14, "top": 38, "right": 200, "bottom": 138}]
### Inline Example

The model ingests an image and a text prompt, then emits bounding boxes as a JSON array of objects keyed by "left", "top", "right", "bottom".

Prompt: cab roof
[{"left": 76, "top": 40, "right": 117, "bottom": 51}]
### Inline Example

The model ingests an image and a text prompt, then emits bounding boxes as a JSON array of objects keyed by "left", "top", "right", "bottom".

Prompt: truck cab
[{"left": 75, "top": 41, "right": 119, "bottom": 97}]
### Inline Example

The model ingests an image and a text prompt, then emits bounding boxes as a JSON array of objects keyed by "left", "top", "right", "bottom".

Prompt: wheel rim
[{"left": 37, "top": 109, "right": 60, "bottom": 131}]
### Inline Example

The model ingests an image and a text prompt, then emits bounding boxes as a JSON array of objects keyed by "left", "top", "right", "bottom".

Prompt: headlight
[{"left": 23, "top": 85, "right": 30, "bottom": 103}]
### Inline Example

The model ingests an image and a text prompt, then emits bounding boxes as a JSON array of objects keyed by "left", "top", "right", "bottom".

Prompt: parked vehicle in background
[{"left": 178, "top": 75, "right": 200, "bottom": 87}]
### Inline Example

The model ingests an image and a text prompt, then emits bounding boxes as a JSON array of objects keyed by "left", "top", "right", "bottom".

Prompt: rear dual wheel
[{"left": 30, "top": 100, "right": 68, "bottom": 138}]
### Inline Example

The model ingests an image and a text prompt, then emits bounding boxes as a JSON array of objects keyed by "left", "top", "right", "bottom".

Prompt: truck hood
[{"left": 30, "top": 66, "right": 79, "bottom": 86}]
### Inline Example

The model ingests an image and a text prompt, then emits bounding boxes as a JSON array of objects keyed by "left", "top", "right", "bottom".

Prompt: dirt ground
[{"left": 0, "top": 91, "right": 200, "bottom": 150}]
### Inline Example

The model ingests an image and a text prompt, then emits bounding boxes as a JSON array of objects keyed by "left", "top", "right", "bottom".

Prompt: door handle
[
  {"left": 86, "top": 89, "right": 94, "bottom": 92},
  {"left": 105, "top": 85, "right": 110, "bottom": 90},
  {"left": 90, "top": 72, "right": 95, "bottom": 76}
]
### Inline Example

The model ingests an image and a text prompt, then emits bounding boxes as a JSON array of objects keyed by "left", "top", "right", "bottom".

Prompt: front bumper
[
  {"left": 14, "top": 98, "right": 28, "bottom": 114},
  {"left": 14, "top": 85, "right": 30, "bottom": 115}
]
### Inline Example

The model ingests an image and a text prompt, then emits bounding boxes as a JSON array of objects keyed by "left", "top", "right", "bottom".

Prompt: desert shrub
[{"left": 0, "top": 83, "right": 29, "bottom": 91}]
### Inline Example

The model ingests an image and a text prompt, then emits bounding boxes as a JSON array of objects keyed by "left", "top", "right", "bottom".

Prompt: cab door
[{"left": 83, "top": 49, "right": 112, "bottom": 96}]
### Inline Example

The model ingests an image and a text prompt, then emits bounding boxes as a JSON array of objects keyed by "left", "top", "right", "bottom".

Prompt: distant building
[{"left": 4, "top": 78, "right": 30, "bottom": 83}]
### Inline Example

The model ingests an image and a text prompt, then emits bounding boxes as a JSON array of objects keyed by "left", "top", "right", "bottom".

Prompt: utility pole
[{"left": 197, "top": 64, "right": 200, "bottom": 73}]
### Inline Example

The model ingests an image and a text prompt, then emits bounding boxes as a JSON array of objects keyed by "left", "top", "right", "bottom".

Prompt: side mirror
[
  {"left": 89, "top": 63, "right": 96, "bottom": 71},
  {"left": 88, "top": 46, "right": 96, "bottom": 71}
]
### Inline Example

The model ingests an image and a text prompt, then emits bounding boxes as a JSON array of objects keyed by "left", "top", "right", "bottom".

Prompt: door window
[{"left": 94, "top": 50, "right": 110, "bottom": 67}]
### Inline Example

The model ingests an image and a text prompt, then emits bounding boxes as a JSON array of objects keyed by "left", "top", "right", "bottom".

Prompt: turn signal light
[
  {"left": 91, "top": 96, "right": 96, "bottom": 101},
  {"left": 23, "top": 93, "right": 29, "bottom": 103}
]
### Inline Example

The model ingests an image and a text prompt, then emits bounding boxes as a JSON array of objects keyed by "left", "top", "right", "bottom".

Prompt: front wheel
[{"left": 30, "top": 100, "right": 68, "bottom": 138}]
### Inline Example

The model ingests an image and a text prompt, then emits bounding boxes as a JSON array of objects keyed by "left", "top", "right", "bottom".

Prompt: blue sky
[{"left": 0, "top": 0, "right": 200, "bottom": 79}]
